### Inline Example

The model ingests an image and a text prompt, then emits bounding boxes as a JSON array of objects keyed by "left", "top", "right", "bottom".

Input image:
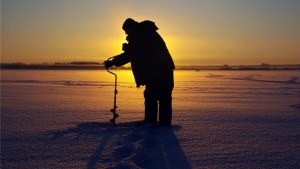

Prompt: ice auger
[{"left": 106, "top": 57, "right": 119, "bottom": 126}]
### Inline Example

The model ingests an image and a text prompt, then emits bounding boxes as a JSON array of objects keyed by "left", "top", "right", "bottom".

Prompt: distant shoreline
[{"left": 1, "top": 63, "right": 300, "bottom": 71}]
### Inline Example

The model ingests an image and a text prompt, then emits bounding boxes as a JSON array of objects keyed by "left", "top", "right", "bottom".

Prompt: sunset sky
[{"left": 2, "top": 0, "right": 300, "bottom": 65}]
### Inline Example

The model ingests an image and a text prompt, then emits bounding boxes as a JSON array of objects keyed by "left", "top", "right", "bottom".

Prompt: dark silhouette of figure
[{"left": 105, "top": 18, "right": 175, "bottom": 125}]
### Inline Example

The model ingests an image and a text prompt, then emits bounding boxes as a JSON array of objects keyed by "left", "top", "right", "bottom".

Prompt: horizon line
[
  {"left": 1, "top": 62, "right": 300, "bottom": 71},
  {"left": 1, "top": 62, "right": 300, "bottom": 67}
]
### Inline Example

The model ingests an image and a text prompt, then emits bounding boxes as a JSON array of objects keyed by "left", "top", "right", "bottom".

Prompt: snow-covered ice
[{"left": 1, "top": 70, "right": 300, "bottom": 168}]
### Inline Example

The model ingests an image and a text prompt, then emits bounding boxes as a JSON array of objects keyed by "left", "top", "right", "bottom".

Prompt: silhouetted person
[{"left": 105, "top": 18, "right": 175, "bottom": 126}]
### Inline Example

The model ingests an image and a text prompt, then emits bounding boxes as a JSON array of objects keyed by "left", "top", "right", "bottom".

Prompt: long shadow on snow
[{"left": 50, "top": 121, "right": 191, "bottom": 169}]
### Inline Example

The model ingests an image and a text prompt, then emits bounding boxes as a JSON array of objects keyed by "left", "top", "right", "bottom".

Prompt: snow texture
[{"left": 1, "top": 70, "right": 300, "bottom": 169}]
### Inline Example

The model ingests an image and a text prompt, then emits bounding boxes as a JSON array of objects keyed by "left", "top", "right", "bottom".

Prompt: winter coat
[{"left": 112, "top": 20, "right": 175, "bottom": 88}]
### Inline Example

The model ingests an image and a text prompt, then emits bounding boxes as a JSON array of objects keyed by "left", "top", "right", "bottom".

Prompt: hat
[{"left": 122, "top": 18, "right": 138, "bottom": 31}]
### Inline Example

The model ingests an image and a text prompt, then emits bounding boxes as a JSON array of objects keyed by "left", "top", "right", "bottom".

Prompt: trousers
[{"left": 144, "top": 84, "right": 173, "bottom": 125}]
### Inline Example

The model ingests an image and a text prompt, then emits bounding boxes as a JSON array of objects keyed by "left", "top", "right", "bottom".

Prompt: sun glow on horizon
[{"left": 1, "top": 0, "right": 300, "bottom": 65}]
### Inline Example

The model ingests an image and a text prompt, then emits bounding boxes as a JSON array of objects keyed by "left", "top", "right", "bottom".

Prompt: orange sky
[{"left": 1, "top": 0, "right": 300, "bottom": 65}]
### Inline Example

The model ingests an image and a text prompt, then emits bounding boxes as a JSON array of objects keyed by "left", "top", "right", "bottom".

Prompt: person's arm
[
  {"left": 112, "top": 52, "right": 131, "bottom": 66},
  {"left": 104, "top": 43, "right": 132, "bottom": 69}
]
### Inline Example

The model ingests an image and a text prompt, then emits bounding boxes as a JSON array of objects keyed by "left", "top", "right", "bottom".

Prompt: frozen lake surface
[{"left": 1, "top": 70, "right": 300, "bottom": 168}]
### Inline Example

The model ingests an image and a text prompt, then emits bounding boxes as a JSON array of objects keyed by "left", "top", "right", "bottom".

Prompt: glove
[{"left": 104, "top": 60, "right": 114, "bottom": 69}]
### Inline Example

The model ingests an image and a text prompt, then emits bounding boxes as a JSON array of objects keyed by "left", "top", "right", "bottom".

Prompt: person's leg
[
  {"left": 144, "top": 86, "right": 158, "bottom": 123},
  {"left": 158, "top": 89, "right": 172, "bottom": 125},
  {"left": 158, "top": 70, "right": 174, "bottom": 125}
]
